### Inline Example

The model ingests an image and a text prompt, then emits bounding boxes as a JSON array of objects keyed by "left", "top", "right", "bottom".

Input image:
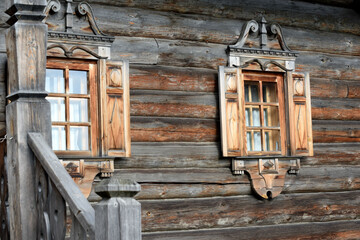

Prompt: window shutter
[
  {"left": 100, "top": 60, "right": 131, "bottom": 157},
  {"left": 288, "top": 72, "right": 313, "bottom": 156},
  {"left": 219, "top": 66, "right": 246, "bottom": 157}
]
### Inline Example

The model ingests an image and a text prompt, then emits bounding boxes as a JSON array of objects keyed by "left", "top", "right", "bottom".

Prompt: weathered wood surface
[
  {"left": 114, "top": 142, "right": 360, "bottom": 169},
  {"left": 28, "top": 133, "right": 95, "bottom": 236},
  {"left": 130, "top": 116, "right": 359, "bottom": 143},
  {"left": 130, "top": 91, "right": 358, "bottom": 121},
  {"left": 142, "top": 219, "right": 360, "bottom": 240},
  {"left": 139, "top": 190, "right": 360, "bottom": 231},
  {"left": 40, "top": 3, "right": 360, "bottom": 56},
  {"left": 113, "top": 166, "right": 360, "bottom": 199},
  {"left": 130, "top": 65, "right": 360, "bottom": 99},
  {"left": 108, "top": 37, "right": 360, "bottom": 81},
  {"left": 86, "top": 0, "right": 360, "bottom": 36}
]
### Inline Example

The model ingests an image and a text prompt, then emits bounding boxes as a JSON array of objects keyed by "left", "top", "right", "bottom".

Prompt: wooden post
[
  {"left": 5, "top": 0, "right": 50, "bottom": 239},
  {"left": 94, "top": 177, "right": 142, "bottom": 240}
]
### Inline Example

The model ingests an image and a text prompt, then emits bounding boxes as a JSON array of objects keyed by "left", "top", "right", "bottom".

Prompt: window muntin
[
  {"left": 243, "top": 72, "right": 285, "bottom": 155},
  {"left": 46, "top": 60, "right": 98, "bottom": 155}
]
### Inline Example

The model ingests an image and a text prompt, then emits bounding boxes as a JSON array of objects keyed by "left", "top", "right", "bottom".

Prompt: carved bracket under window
[
  {"left": 59, "top": 159, "right": 114, "bottom": 198},
  {"left": 219, "top": 18, "right": 313, "bottom": 200},
  {"left": 233, "top": 158, "right": 300, "bottom": 199}
]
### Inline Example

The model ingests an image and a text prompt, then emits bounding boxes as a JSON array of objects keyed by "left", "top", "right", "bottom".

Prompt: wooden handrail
[{"left": 27, "top": 132, "right": 95, "bottom": 236}]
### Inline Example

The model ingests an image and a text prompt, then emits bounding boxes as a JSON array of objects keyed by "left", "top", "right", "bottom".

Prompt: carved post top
[
  {"left": 5, "top": 0, "right": 47, "bottom": 26},
  {"left": 95, "top": 176, "right": 141, "bottom": 198}
]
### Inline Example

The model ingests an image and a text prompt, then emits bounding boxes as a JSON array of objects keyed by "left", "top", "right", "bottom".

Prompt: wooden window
[
  {"left": 219, "top": 67, "right": 313, "bottom": 157},
  {"left": 46, "top": 58, "right": 130, "bottom": 157}
]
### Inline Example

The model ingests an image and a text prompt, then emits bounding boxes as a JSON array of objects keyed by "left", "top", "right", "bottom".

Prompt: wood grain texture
[
  {"left": 130, "top": 65, "right": 360, "bottom": 99},
  {"left": 130, "top": 116, "right": 358, "bottom": 143},
  {"left": 130, "top": 116, "right": 218, "bottom": 142},
  {"left": 110, "top": 37, "right": 360, "bottom": 81},
  {"left": 143, "top": 220, "right": 360, "bottom": 240},
  {"left": 110, "top": 166, "right": 360, "bottom": 199},
  {"left": 86, "top": 0, "right": 360, "bottom": 35},
  {"left": 139, "top": 190, "right": 360, "bottom": 231},
  {"left": 43, "top": 3, "right": 360, "bottom": 57}
]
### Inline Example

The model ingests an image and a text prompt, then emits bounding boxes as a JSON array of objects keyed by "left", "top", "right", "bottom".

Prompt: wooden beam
[{"left": 142, "top": 219, "right": 360, "bottom": 240}]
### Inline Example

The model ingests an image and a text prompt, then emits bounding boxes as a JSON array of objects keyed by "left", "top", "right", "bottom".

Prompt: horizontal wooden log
[
  {"left": 115, "top": 142, "right": 360, "bottom": 169},
  {"left": 139, "top": 190, "right": 360, "bottom": 231},
  {"left": 130, "top": 65, "right": 360, "bottom": 98},
  {"left": 130, "top": 65, "right": 360, "bottom": 99},
  {"left": 88, "top": 0, "right": 360, "bottom": 36},
  {"left": 130, "top": 116, "right": 218, "bottom": 142},
  {"left": 55, "top": 3, "right": 360, "bottom": 57},
  {"left": 311, "top": 78, "right": 360, "bottom": 99},
  {"left": 313, "top": 120, "right": 360, "bottom": 143},
  {"left": 131, "top": 116, "right": 359, "bottom": 142},
  {"left": 304, "top": 143, "right": 360, "bottom": 165},
  {"left": 130, "top": 90, "right": 360, "bottom": 122},
  {"left": 112, "top": 166, "right": 360, "bottom": 199},
  {"left": 311, "top": 98, "right": 360, "bottom": 121},
  {"left": 143, "top": 219, "right": 360, "bottom": 240},
  {"left": 110, "top": 37, "right": 360, "bottom": 80},
  {"left": 130, "top": 65, "right": 217, "bottom": 92},
  {"left": 130, "top": 90, "right": 217, "bottom": 119}
]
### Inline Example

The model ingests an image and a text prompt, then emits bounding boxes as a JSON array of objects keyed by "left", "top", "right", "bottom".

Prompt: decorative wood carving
[
  {"left": 220, "top": 18, "right": 313, "bottom": 199},
  {"left": 59, "top": 159, "right": 114, "bottom": 198},
  {"left": 44, "top": 0, "right": 114, "bottom": 46},
  {"left": 232, "top": 158, "right": 300, "bottom": 199}
]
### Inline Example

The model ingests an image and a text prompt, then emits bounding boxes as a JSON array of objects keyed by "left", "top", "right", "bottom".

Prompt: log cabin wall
[{"left": 1, "top": 0, "right": 360, "bottom": 239}]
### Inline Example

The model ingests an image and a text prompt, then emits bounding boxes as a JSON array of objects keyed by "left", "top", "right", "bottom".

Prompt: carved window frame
[
  {"left": 43, "top": 0, "right": 131, "bottom": 197},
  {"left": 219, "top": 18, "right": 313, "bottom": 199}
]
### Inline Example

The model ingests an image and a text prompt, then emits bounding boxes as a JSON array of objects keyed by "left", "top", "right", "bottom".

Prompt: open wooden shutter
[
  {"left": 288, "top": 72, "right": 313, "bottom": 156},
  {"left": 219, "top": 66, "right": 246, "bottom": 157},
  {"left": 100, "top": 60, "right": 131, "bottom": 157}
]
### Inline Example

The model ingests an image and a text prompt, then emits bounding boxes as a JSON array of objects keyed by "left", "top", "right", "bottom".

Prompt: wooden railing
[
  {"left": 27, "top": 132, "right": 142, "bottom": 240},
  {"left": 28, "top": 132, "right": 95, "bottom": 239}
]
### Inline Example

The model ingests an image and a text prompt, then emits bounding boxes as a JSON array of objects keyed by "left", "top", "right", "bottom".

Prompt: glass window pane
[
  {"left": 70, "top": 126, "right": 89, "bottom": 151},
  {"left": 263, "top": 82, "right": 278, "bottom": 103},
  {"left": 244, "top": 83, "right": 259, "bottom": 102},
  {"left": 245, "top": 108, "right": 250, "bottom": 126},
  {"left": 263, "top": 106, "right": 279, "bottom": 127},
  {"left": 69, "top": 98, "right": 89, "bottom": 122},
  {"left": 246, "top": 132, "right": 252, "bottom": 151},
  {"left": 264, "top": 130, "right": 281, "bottom": 151},
  {"left": 254, "top": 131, "right": 261, "bottom": 151},
  {"left": 245, "top": 85, "right": 249, "bottom": 102},
  {"left": 48, "top": 97, "right": 65, "bottom": 122},
  {"left": 69, "top": 70, "right": 88, "bottom": 94},
  {"left": 52, "top": 126, "right": 66, "bottom": 150},
  {"left": 250, "top": 85, "right": 259, "bottom": 102},
  {"left": 252, "top": 107, "right": 260, "bottom": 127},
  {"left": 46, "top": 69, "right": 64, "bottom": 93}
]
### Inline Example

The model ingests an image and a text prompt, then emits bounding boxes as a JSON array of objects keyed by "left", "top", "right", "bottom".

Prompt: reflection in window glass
[
  {"left": 46, "top": 69, "right": 64, "bottom": 93},
  {"left": 254, "top": 131, "right": 261, "bottom": 151},
  {"left": 247, "top": 132, "right": 252, "bottom": 151},
  {"left": 252, "top": 108, "right": 260, "bottom": 127},
  {"left": 245, "top": 85, "right": 249, "bottom": 102},
  {"left": 70, "top": 126, "right": 89, "bottom": 151},
  {"left": 245, "top": 108, "right": 250, "bottom": 126},
  {"left": 263, "top": 106, "right": 279, "bottom": 127},
  {"left": 52, "top": 126, "right": 66, "bottom": 150},
  {"left": 48, "top": 97, "right": 65, "bottom": 122},
  {"left": 263, "top": 82, "right": 278, "bottom": 103},
  {"left": 251, "top": 85, "right": 259, "bottom": 102},
  {"left": 69, "top": 70, "right": 88, "bottom": 94},
  {"left": 69, "top": 98, "right": 88, "bottom": 122},
  {"left": 265, "top": 130, "right": 281, "bottom": 151}
]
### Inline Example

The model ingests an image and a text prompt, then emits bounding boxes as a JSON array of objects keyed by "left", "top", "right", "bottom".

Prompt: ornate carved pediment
[
  {"left": 44, "top": 0, "right": 114, "bottom": 59},
  {"left": 228, "top": 18, "right": 298, "bottom": 71}
]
